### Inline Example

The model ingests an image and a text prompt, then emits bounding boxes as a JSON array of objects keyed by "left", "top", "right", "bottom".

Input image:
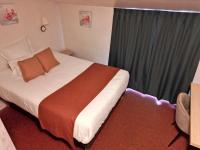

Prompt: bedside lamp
[{"left": 41, "top": 17, "right": 48, "bottom": 32}]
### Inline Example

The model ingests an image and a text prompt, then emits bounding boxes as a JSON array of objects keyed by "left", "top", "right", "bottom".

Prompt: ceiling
[{"left": 55, "top": 0, "right": 200, "bottom": 11}]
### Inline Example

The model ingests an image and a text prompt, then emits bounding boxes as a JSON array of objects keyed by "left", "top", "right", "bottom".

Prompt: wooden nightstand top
[{"left": 60, "top": 49, "right": 73, "bottom": 56}]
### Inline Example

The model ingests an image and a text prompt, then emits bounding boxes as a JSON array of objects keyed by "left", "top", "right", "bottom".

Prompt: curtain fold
[{"left": 109, "top": 9, "right": 200, "bottom": 103}]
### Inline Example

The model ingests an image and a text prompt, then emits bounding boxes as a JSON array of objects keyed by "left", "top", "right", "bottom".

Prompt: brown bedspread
[{"left": 38, "top": 63, "right": 119, "bottom": 149}]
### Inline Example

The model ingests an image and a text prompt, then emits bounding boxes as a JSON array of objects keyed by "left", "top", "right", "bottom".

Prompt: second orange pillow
[{"left": 35, "top": 48, "right": 59, "bottom": 72}]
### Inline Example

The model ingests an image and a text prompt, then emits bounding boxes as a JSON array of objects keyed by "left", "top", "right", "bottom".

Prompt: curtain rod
[{"left": 115, "top": 7, "right": 200, "bottom": 14}]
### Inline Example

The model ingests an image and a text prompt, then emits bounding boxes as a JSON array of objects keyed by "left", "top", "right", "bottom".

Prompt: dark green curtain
[{"left": 109, "top": 8, "right": 200, "bottom": 103}]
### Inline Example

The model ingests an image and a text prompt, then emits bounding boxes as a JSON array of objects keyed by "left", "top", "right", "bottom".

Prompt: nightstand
[{"left": 60, "top": 49, "right": 73, "bottom": 56}]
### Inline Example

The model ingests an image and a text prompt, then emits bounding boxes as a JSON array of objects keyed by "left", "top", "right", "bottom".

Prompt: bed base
[
  {"left": 84, "top": 144, "right": 89, "bottom": 150},
  {"left": 76, "top": 92, "right": 126, "bottom": 150},
  {"left": 75, "top": 141, "right": 90, "bottom": 150}
]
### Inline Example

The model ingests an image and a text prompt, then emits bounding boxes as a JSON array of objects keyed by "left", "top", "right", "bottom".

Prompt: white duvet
[{"left": 0, "top": 52, "right": 129, "bottom": 144}]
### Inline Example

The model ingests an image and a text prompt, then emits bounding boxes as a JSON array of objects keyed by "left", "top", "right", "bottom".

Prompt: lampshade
[{"left": 42, "top": 17, "right": 48, "bottom": 25}]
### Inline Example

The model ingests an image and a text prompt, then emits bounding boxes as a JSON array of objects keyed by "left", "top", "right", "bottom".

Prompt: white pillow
[
  {"left": 8, "top": 47, "right": 50, "bottom": 77},
  {"left": 0, "top": 37, "right": 32, "bottom": 61},
  {"left": 8, "top": 54, "right": 33, "bottom": 77},
  {"left": 0, "top": 119, "right": 16, "bottom": 150}
]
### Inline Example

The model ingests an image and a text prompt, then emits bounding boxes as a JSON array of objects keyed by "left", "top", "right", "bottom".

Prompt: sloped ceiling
[{"left": 55, "top": 0, "right": 200, "bottom": 11}]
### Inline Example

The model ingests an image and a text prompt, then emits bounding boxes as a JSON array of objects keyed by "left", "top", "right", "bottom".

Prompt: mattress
[{"left": 0, "top": 52, "right": 129, "bottom": 144}]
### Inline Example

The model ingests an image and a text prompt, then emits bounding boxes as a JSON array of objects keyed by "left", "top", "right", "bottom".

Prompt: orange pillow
[
  {"left": 35, "top": 48, "right": 59, "bottom": 72},
  {"left": 18, "top": 56, "right": 45, "bottom": 82}
]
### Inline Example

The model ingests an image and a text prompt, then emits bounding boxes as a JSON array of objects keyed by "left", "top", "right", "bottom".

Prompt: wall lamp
[{"left": 41, "top": 17, "right": 48, "bottom": 32}]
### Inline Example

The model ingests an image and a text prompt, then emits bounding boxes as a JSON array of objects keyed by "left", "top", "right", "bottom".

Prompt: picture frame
[
  {"left": 0, "top": 4, "right": 19, "bottom": 26},
  {"left": 79, "top": 11, "right": 92, "bottom": 28}
]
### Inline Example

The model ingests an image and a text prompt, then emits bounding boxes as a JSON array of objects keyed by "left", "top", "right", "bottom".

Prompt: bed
[{"left": 0, "top": 46, "right": 129, "bottom": 146}]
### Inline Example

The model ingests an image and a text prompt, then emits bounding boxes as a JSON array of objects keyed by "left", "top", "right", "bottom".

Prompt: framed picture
[
  {"left": 79, "top": 11, "right": 92, "bottom": 28},
  {"left": 0, "top": 4, "right": 19, "bottom": 25}
]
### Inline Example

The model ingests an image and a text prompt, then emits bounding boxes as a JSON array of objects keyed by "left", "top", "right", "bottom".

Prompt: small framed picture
[
  {"left": 79, "top": 11, "right": 92, "bottom": 28},
  {"left": 0, "top": 4, "right": 19, "bottom": 26}
]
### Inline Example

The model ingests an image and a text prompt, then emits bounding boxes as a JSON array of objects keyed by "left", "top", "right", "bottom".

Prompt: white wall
[
  {"left": 59, "top": 4, "right": 113, "bottom": 64},
  {"left": 0, "top": 0, "right": 65, "bottom": 51}
]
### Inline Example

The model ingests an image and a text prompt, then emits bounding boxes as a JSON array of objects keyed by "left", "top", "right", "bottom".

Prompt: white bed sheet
[{"left": 0, "top": 52, "right": 129, "bottom": 144}]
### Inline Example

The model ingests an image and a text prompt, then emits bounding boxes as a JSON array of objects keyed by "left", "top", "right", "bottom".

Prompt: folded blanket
[{"left": 39, "top": 63, "right": 119, "bottom": 149}]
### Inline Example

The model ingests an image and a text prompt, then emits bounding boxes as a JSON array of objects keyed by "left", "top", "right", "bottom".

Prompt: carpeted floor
[
  {"left": 90, "top": 89, "right": 188, "bottom": 150},
  {"left": 0, "top": 89, "right": 192, "bottom": 150}
]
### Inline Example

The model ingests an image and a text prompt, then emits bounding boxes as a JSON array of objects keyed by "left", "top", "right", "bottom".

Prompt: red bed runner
[{"left": 38, "top": 63, "right": 119, "bottom": 149}]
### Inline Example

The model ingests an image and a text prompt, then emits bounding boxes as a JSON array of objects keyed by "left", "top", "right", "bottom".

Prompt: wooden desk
[
  {"left": 0, "top": 119, "right": 16, "bottom": 150},
  {"left": 0, "top": 98, "right": 7, "bottom": 111},
  {"left": 191, "top": 83, "right": 200, "bottom": 148}
]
